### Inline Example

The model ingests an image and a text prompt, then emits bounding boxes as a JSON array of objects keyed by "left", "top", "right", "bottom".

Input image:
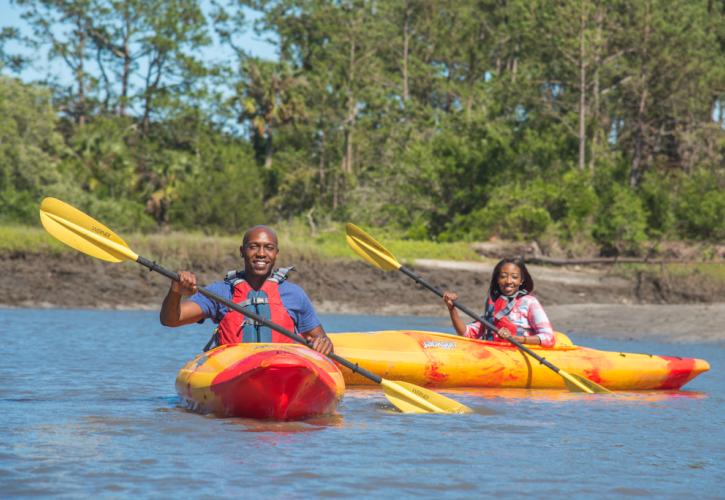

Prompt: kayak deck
[
  {"left": 329, "top": 330, "right": 710, "bottom": 390},
  {"left": 176, "top": 343, "right": 345, "bottom": 420}
]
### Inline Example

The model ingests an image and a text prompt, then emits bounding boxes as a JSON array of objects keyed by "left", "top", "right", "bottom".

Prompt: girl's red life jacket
[
  {"left": 484, "top": 291, "right": 526, "bottom": 340},
  {"left": 216, "top": 268, "right": 296, "bottom": 345}
]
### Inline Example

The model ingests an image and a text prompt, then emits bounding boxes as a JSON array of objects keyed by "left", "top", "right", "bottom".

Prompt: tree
[
  {"left": 0, "top": 77, "right": 67, "bottom": 222},
  {"left": 236, "top": 58, "right": 307, "bottom": 169},
  {"left": 14, "top": 0, "right": 98, "bottom": 124},
  {"left": 614, "top": 0, "right": 723, "bottom": 186},
  {"left": 0, "top": 27, "right": 29, "bottom": 73}
]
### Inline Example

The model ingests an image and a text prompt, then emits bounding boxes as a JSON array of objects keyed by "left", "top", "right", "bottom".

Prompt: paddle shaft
[
  {"left": 399, "top": 265, "right": 566, "bottom": 375},
  {"left": 137, "top": 256, "right": 384, "bottom": 384}
]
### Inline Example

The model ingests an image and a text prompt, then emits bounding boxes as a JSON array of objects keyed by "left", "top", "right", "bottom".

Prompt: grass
[
  {"left": 2, "top": 222, "right": 484, "bottom": 266},
  {"left": 5, "top": 223, "right": 721, "bottom": 289},
  {"left": 282, "top": 222, "right": 484, "bottom": 263},
  {"left": 617, "top": 262, "right": 725, "bottom": 281},
  {"left": 0, "top": 225, "right": 69, "bottom": 254}
]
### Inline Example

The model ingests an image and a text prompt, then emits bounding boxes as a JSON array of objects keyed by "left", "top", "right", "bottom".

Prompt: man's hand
[
  {"left": 171, "top": 270, "right": 198, "bottom": 296},
  {"left": 310, "top": 334, "right": 333, "bottom": 356},
  {"left": 303, "top": 326, "right": 334, "bottom": 356}
]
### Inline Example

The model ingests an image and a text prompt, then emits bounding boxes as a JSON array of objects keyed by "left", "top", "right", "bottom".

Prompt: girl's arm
[
  {"left": 443, "top": 291, "right": 468, "bottom": 336},
  {"left": 524, "top": 296, "right": 555, "bottom": 347}
]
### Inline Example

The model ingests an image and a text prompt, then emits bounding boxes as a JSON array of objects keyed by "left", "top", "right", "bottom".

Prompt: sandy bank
[{"left": 2, "top": 252, "right": 723, "bottom": 344}]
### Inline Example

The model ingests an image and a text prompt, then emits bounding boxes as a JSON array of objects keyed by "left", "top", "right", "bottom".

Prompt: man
[{"left": 160, "top": 225, "right": 333, "bottom": 355}]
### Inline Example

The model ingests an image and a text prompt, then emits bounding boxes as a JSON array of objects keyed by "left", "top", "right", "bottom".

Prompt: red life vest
[
  {"left": 484, "top": 291, "right": 526, "bottom": 340},
  {"left": 216, "top": 268, "right": 296, "bottom": 346}
]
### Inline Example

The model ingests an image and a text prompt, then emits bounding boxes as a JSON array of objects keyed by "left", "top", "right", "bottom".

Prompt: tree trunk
[
  {"left": 142, "top": 54, "right": 164, "bottom": 135},
  {"left": 76, "top": 17, "right": 86, "bottom": 126},
  {"left": 630, "top": 89, "right": 648, "bottom": 188},
  {"left": 121, "top": 51, "right": 130, "bottom": 116},
  {"left": 402, "top": 3, "right": 410, "bottom": 102},
  {"left": 343, "top": 36, "right": 357, "bottom": 176},
  {"left": 120, "top": 10, "right": 131, "bottom": 117},
  {"left": 578, "top": 9, "right": 587, "bottom": 171},
  {"left": 589, "top": 5, "right": 604, "bottom": 172},
  {"left": 630, "top": 12, "right": 651, "bottom": 188},
  {"left": 264, "top": 124, "right": 273, "bottom": 169},
  {"left": 318, "top": 130, "right": 326, "bottom": 195}
]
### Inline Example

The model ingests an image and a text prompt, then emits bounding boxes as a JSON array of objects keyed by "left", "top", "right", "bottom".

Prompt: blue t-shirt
[{"left": 189, "top": 279, "right": 321, "bottom": 334}]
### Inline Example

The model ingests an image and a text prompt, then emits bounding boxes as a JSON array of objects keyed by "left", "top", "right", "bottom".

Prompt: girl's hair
[{"left": 488, "top": 257, "right": 534, "bottom": 299}]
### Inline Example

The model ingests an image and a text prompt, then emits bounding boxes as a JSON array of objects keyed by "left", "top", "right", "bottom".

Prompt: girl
[{"left": 443, "top": 257, "right": 555, "bottom": 347}]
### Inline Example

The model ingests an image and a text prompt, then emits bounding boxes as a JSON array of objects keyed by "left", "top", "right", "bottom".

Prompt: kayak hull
[
  {"left": 176, "top": 343, "right": 345, "bottom": 420},
  {"left": 330, "top": 330, "right": 709, "bottom": 390}
]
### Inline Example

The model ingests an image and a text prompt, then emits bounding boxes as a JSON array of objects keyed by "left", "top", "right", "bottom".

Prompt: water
[{"left": 0, "top": 308, "right": 721, "bottom": 498}]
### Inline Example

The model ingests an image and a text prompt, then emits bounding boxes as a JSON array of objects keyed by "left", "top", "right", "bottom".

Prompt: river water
[{"left": 0, "top": 308, "right": 721, "bottom": 498}]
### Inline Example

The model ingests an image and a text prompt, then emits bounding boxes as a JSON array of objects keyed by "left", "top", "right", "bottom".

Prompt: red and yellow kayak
[
  {"left": 330, "top": 330, "right": 709, "bottom": 391},
  {"left": 176, "top": 343, "right": 345, "bottom": 420}
]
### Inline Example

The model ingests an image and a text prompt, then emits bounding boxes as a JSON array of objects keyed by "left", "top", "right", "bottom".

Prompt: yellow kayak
[{"left": 329, "top": 330, "right": 710, "bottom": 390}]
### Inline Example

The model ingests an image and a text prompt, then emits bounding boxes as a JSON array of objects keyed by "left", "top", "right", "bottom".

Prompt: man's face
[{"left": 241, "top": 228, "right": 279, "bottom": 278}]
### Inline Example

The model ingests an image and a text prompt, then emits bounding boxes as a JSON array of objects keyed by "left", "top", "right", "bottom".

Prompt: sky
[{"left": 0, "top": 0, "right": 278, "bottom": 84}]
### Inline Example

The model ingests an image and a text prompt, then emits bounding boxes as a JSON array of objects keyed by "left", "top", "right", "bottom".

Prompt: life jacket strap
[
  {"left": 484, "top": 289, "right": 528, "bottom": 339},
  {"left": 203, "top": 328, "right": 220, "bottom": 352},
  {"left": 242, "top": 317, "right": 264, "bottom": 327},
  {"left": 238, "top": 296, "right": 270, "bottom": 307}
]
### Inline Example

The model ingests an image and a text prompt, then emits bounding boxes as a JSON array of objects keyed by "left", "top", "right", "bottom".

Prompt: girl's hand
[
  {"left": 442, "top": 291, "right": 458, "bottom": 311},
  {"left": 497, "top": 327, "right": 513, "bottom": 340}
]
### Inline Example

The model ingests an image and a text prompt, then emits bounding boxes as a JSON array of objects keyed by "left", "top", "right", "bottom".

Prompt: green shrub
[
  {"left": 84, "top": 197, "right": 156, "bottom": 233},
  {"left": 593, "top": 184, "right": 648, "bottom": 255},
  {"left": 439, "top": 180, "right": 555, "bottom": 241},
  {"left": 168, "top": 142, "right": 264, "bottom": 233},
  {"left": 0, "top": 77, "right": 67, "bottom": 224},
  {"left": 673, "top": 168, "right": 725, "bottom": 241},
  {"left": 638, "top": 170, "right": 675, "bottom": 238},
  {"left": 64, "top": 116, "right": 137, "bottom": 199},
  {"left": 0, "top": 188, "right": 36, "bottom": 223},
  {"left": 552, "top": 169, "right": 599, "bottom": 240},
  {"left": 504, "top": 205, "right": 553, "bottom": 239}
]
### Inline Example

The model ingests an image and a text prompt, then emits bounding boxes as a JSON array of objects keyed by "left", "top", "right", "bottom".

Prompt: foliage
[
  {"left": 0, "top": 225, "right": 68, "bottom": 253},
  {"left": 673, "top": 167, "right": 725, "bottom": 241},
  {"left": 167, "top": 138, "right": 265, "bottom": 233},
  {"left": 0, "top": 0, "right": 723, "bottom": 253},
  {"left": 0, "top": 77, "right": 67, "bottom": 223},
  {"left": 592, "top": 184, "right": 648, "bottom": 255}
]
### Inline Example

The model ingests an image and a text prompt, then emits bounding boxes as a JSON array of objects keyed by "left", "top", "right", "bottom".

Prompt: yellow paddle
[
  {"left": 345, "top": 223, "right": 613, "bottom": 394},
  {"left": 38, "top": 197, "right": 472, "bottom": 414}
]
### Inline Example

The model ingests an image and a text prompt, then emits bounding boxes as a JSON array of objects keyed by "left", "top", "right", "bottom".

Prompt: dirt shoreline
[{"left": 2, "top": 253, "right": 723, "bottom": 344}]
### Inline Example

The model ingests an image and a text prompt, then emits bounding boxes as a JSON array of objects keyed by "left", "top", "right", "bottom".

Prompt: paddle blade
[
  {"left": 345, "top": 223, "right": 401, "bottom": 271},
  {"left": 39, "top": 197, "right": 138, "bottom": 263},
  {"left": 380, "top": 379, "right": 473, "bottom": 414},
  {"left": 561, "top": 371, "right": 613, "bottom": 394}
]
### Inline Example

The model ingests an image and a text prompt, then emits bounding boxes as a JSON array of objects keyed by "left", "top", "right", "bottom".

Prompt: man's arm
[{"left": 160, "top": 271, "right": 206, "bottom": 326}]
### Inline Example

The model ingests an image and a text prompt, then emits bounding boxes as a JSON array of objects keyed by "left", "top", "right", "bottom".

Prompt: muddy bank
[{"left": 2, "top": 252, "right": 723, "bottom": 343}]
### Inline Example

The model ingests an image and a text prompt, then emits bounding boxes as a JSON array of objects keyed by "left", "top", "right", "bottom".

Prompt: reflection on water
[
  {"left": 0, "top": 308, "right": 720, "bottom": 498},
  {"left": 446, "top": 387, "right": 708, "bottom": 403},
  {"left": 228, "top": 413, "right": 345, "bottom": 434}
]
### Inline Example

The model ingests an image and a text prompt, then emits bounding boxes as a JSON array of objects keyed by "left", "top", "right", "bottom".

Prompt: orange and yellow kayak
[
  {"left": 176, "top": 343, "right": 345, "bottom": 420},
  {"left": 330, "top": 330, "right": 709, "bottom": 391}
]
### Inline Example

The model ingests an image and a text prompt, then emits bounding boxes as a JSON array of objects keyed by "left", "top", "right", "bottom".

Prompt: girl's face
[{"left": 497, "top": 263, "right": 523, "bottom": 296}]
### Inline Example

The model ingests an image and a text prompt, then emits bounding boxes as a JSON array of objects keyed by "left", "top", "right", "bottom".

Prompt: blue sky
[{"left": 0, "top": 0, "right": 278, "bottom": 84}]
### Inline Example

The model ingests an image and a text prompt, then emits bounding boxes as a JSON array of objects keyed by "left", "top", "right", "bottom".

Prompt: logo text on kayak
[{"left": 423, "top": 341, "right": 456, "bottom": 349}]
